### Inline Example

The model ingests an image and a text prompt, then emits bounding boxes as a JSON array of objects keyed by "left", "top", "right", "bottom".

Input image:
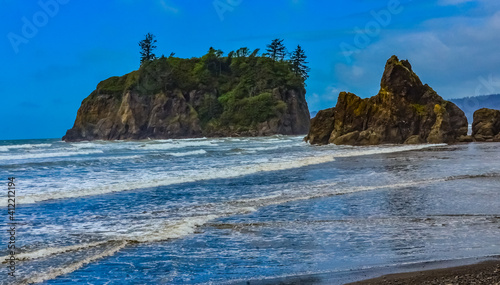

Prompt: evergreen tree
[
  {"left": 205, "top": 47, "right": 224, "bottom": 75},
  {"left": 266, "top": 39, "right": 286, "bottom": 61},
  {"left": 250, "top": 48, "right": 260, "bottom": 57},
  {"left": 139, "top": 33, "right": 157, "bottom": 65},
  {"left": 215, "top": 49, "right": 224, "bottom": 58},
  {"left": 235, "top": 47, "right": 250, "bottom": 57},
  {"left": 290, "top": 45, "right": 310, "bottom": 80}
]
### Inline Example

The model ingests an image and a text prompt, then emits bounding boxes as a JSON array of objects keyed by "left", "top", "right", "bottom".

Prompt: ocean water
[{"left": 0, "top": 136, "right": 499, "bottom": 284}]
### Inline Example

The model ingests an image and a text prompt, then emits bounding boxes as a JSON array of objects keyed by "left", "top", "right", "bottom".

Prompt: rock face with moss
[
  {"left": 472, "top": 108, "right": 500, "bottom": 142},
  {"left": 305, "top": 56, "right": 468, "bottom": 145},
  {"left": 63, "top": 51, "right": 310, "bottom": 141}
]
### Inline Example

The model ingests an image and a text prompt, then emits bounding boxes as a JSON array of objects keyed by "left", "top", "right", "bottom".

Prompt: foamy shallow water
[{"left": 0, "top": 137, "right": 499, "bottom": 284}]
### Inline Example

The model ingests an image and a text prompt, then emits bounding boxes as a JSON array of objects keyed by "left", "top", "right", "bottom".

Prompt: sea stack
[
  {"left": 472, "top": 108, "right": 500, "bottom": 142},
  {"left": 305, "top": 56, "right": 468, "bottom": 145},
  {"left": 63, "top": 54, "right": 310, "bottom": 142}
]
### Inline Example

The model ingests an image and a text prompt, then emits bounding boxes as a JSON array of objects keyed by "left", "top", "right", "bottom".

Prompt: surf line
[{"left": 6, "top": 177, "right": 17, "bottom": 278}]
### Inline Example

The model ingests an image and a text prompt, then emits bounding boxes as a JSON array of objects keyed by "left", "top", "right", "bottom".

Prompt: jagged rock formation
[
  {"left": 63, "top": 53, "right": 310, "bottom": 141},
  {"left": 472, "top": 108, "right": 500, "bottom": 142},
  {"left": 305, "top": 56, "right": 468, "bottom": 145}
]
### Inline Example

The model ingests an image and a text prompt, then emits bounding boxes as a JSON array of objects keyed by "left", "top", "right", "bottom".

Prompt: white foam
[
  {"left": 20, "top": 241, "right": 127, "bottom": 285},
  {"left": 101, "top": 155, "right": 142, "bottom": 161},
  {"left": 129, "top": 215, "right": 220, "bottom": 242},
  {"left": 5, "top": 154, "right": 334, "bottom": 206},
  {"left": 6, "top": 215, "right": 222, "bottom": 266},
  {"left": 333, "top": 144, "right": 446, "bottom": 158},
  {"left": 6, "top": 177, "right": 447, "bottom": 283},
  {"left": 168, "top": 149, "right": 207, "bottom": 157},
  {"left": 242, "top": 143, "right": 302, "bottom": 152},
  {"left": 4, "top": 143, "right": 443, "bottom": 206},
  {"left": 0, "top": 143, "right": 52, "bottom": 152},
  {"left": 0, "top": 241, "right": 109, "bottom": 262},
  {"left": 0, "top": 150, "right": 104, "bottom": 161},
  {"left": 142, "top": 141, "right": 216, "bottom": 150},
  {"left": 69, "top": 142, "right": 107, "bottom": 149},
  {"left": 226, "top": 180, "right": 443, "bottom": 210}
]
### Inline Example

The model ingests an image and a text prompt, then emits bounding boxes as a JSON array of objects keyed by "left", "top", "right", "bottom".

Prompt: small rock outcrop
[
  {"left": 63, "top": 52, "right": 310, "bottom": 141},
  {"left": 305, "top": 56, "right": 468, "bottom": 145},
  {"left": 472, "top": 108, "right": 500, "bottom": 142}
]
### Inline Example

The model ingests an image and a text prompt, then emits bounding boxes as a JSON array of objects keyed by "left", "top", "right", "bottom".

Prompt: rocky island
[
  {"left": 306, "top": 56, "right": 468, "bottom": 145},
  {"left": 63, "top": 47, "right": 310, "bottom": 142},
  {"left": 472, "top": 108, "right": 500, "bottom": 142}
]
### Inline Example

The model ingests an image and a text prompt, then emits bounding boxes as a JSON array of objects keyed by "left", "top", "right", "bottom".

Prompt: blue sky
[{"left": 2, "top": 0, "right": 500, "bottom": 140}]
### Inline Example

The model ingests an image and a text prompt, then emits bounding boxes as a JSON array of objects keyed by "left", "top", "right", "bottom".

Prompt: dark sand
[
  {"left": 348, "top": 260, "right": 500, "bottom": 285},
  {"left": 238, "top": 257, "right": 500, "bottom": 285}
]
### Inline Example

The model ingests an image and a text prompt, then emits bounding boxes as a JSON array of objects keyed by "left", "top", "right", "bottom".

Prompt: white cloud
[
  {"left": 307, "top": 85, "right": 340, "bottom": 110},
  {"left": 335, "top": 2, "right": 500, "bottom": 99}
]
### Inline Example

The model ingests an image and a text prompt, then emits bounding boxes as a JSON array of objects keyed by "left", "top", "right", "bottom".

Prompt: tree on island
[
  {"left": 139, "top": 33, "right": 157, "bottom": 65},
  {"left": 266, "top": 39, "right": 286, "bottom": 61},
  {"left": 290, "top": 45, "right": 310, "bottom": 80},
  {"left": 202, "top": 47, "right": 224, "bottom": 76},
  {"left": 250, "top": 48, "right": 260, "bottom": 57},
  {"left": 235, "top": 47, "right": 250, "bottom": 57}
]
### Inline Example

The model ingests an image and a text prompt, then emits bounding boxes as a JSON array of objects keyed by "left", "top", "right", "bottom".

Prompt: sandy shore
[{"left": 348, "top": 260, "right": 500, "bottom": 285}]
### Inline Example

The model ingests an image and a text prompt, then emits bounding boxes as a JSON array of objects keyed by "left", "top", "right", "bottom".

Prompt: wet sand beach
[{"left": 348, "top": 259, "right": 500, "bottom": 285}]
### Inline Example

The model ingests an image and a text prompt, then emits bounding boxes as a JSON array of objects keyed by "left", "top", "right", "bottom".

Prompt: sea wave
[
  {"left": 1, "top": 144, "right": 443, "bottom": 206},
  {"left": 0, "top": 150, "right": 104, "bottom": 161},
  {"left": 2, "top": 177, "right": 447, "bottom": 283},
  {"left": 332, "top": 143, "right": 446, "bottom": 158},
  {"left": 128, "top": 215, "right": 221, "bottom": 242},
  {"left": 224, "top": 179, "right": 443, "bottom": 210},
  {"left": 141, "top": 141, "right": 217, "bottom": 150},
  {"left": 241, "top": 143, "right": 303, "bottom": 152},
  {"left": 18, "top": 241, "right": 127, "bottom": 285},
  {"left": 0, "top": 241, "right": 109, "bottom": 262},
  {"left": 4, "top": 154, "right": 335, "bottom": 206},
  {"left": 69, "top": 142, "right": 109, "bottom": 149},
  {"left": 0, "top": 143, "right": 52, "bottom": 152},
  {"left": 168, "top": 149, "right": 207, "bottom": 157}
]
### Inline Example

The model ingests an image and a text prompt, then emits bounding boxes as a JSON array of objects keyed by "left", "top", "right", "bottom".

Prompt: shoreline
[
  {"left": 348, "top": 258, "right": 500, "bottom": 285},
  {"left": 237, "top": 256, "right": 500, "bottom": 285}
]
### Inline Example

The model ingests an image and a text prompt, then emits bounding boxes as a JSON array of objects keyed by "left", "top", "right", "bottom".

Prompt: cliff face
[
  {"left": 63, "top": 53, "right": 310, "bottom": 141},
  {"left": 305, "top": 56, "right": 468, "bottom": 145},
  {"left": 472, "top": 108, "right": 500, "bottom": 142}
]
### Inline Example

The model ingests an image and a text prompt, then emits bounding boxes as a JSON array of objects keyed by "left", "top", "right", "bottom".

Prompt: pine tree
[
  {"left": 266, "top": 39, "right": 286, "bottom": 61},
  {"left": 235, "top": 47, "right": 250, "bottom": 57},
  {"left": 139, "top": 33, "right": 157, "bottom": 65},
  {"left": 250, "top": 48, "right": 260, "bottom": 57},
  {"left": 290, "top": 45, "right": 310, "bottom": 80}
]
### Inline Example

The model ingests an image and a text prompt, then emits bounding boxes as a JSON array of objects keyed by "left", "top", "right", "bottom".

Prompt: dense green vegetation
[{"left": 95, "top": 38, "right": 309, "bottom": 131}]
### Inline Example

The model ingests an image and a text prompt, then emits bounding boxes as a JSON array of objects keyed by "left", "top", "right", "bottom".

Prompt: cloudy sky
[{"left": 2, "top": 0, "right": 500, "bottom": 139}]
